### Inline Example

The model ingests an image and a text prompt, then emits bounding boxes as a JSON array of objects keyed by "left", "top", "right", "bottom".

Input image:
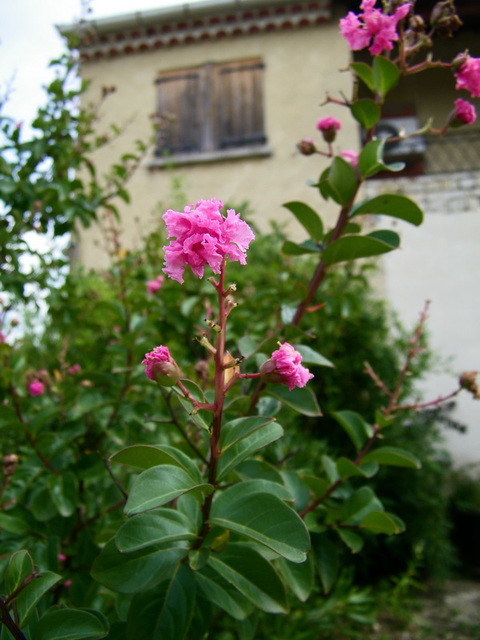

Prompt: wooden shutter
[
  {"left": 214, "top": 59, "right": 266, "bottom": 149},
  {"left": 155, "top": 69, "right": 202, "bottom": 154}
]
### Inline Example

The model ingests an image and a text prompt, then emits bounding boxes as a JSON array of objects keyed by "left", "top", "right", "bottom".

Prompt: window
[{"left": 154, "top": 59, "right": 268, "bottom": 162}]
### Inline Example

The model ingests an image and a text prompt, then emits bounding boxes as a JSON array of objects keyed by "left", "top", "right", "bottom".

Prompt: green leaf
[
  {"left": 360, "top": 510, "right": 406, "bottom": 535},
  {"left": 337, "top": 529, "right": 364, "bottom": 553},
  {"left": 351, "top": 193, "right": 423, "bottom": 226},
  {"left": 362, "top": 446, "right": 422, "bottom": 469},
  {"left": 293, "top": 344, "right": 334, "bottom": 368},
  {"left": 321, "top": 454, "right": 339, "bottom": 485},
  {"left": 16, "top": 570, "right": 62, "bottom": 626},
  {"left": 110, "top": 445, "right": 202, "bottom": 482},
  {"left": 358, "top": 139, "right": 405, "bottom": 179},
  {"left": 5, "top": 550, "right": 34, "bottom": 596},
  {"left": 208, "top": 544, "right": 289, "bottom": 613},
  {"left": 195, "top": 567, "right": 254, "bottom": 620},
  {"left": 126, "top": 565, "right": 195, "bottom": 640},
  {"left": 351, "top": 99, "right": 381, "bottom": 130},
  {"left": 34, "top": 608, "right": 109, "bottom": 640},
  {"left": 350, "top": 62, "right": 374, "bottom": 91},
  {"left": 47, "top": 472, "right": 78, "bottom": 517},
  {"left": 322, "top": 230, "right": 400, "bottom": 266},
  {"left": 217, "top": 417, "right": 284, "bottom": 480},
  {"left": 373, "top": 55, "right": 401, "bottom": 99},
  {"left": 282, "top": 201, "right": 324, "bottom": 242},
  {"left": 125, "top": 465, "right": 213, "bottom": 515},
  {"left": 266, "top": 384, "right": 321, "bottom": 417},
  {"left": 341, "top": 487, "right": 384, "bottom": 525},
  {"left": 331, "top": 410, "right": 373, "bottom": 451},
  {"left": 314, "top": 535, "right": 339, "bottom": 594},
  {"left": 276, "top": 555, "right": 315, "bottom": 602},
  {"left": 316, "top": 157, "right": 358, "bottom": 206},
  {"left": 116, "top": 509, "right": 197, "bottom": 552},
  {"left": 336, "top": 457, "right": 379, "bottom": 480},
  {"left": 91, "top": 538, "right": 188, "bottom": 594},
  {"left": 282, "top": 239, "right": 321, "bottom": 255},
  {"left": 0, "top": 509, "right": 30, "bottom": 534},
  {"left": 210, "top": 485, "right": 310, "bottom": 563}
]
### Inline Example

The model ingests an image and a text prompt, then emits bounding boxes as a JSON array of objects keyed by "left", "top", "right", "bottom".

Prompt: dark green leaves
[
  {"left": 322, "top": 229, "right": 400, "bottom": 265},
  {"left": 283, "top": 201, "right": 324, "bottom": 242},
  {"left": 116, "top": 509, "right": 197, "bottom": 552},
  {"left": 317, "top": 157, "right": 358, "bottom": 206},
  {"left": 363, "top": 446, "right": 422, "bottom": 469},
  {"left": 91, "top": 539, "right": 188, "bottom": 594},
  {"left": 210, "top": 483, "right": 310, "bottom": 563},
  {"left": 351, "top": 99, "right": 381, "bottom": 130},
  {"left": 351, "top": 193, "right": 423, "bottom": 226},
  {"left": 359, "top": 139, "right": 405, "bottom": 179},
  {"left": 208, "top": 544, "right": 289, "bottom": 613},
  {"left": 125, "top": 465, "right": 213, "bottom": 515},
  {"left": 350, "top": 56, "right": 400, "bottom": 99},
  {"left": 217, "top": 416, "right": 284, "bottom": 480},
  {"left": 35, "top": 609, "right": 109, "bottom": 640},
  {"left": 331, "top": 410, "right": 373, "bottom": 451},
  {"left": 126, "top": 565, "right": 195, "bottom": 640},
  {"left": 266, "top": 384, "right": 322, "bottom": 417}
]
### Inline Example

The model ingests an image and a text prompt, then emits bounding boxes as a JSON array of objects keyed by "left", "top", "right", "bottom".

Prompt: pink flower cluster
[
  {"left": 340, "top": 0, "right": 411, "bottom": 56},
  {"left": 455, "top": 55, "right": 480, "bottom": 98},
  {"left": 261, "top": 343, "right": 314, "bottom": 391},
  {"left": 146, "top": 275, "right": 165, "bottom": 294},
  {"left": 162, "top": 199, "right": 255, "bottom": 284},
  {"left": 452, "top": 98, "right": 477, "bottom": 126}
]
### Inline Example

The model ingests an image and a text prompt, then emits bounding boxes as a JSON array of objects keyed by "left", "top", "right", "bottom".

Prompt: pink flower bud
[
  {"left": 146, "top": 275, "right": 165, "bottom": 294},
  {"left": 142, "top": 345, "right": 182, "bottom": 386},
  {"left": 68, "top": 364, "right": 82, "bottom": 375},
  {"left": 28, "top": 380, "right": 45, "bottom": 396},
  {"left": 449, "top": 98, "right": 477, "bottom": 127},
  {"left": 260, "top": 342, "right": 314, "bottom": 391},
  {"left": 317, "top": 117, "right": 341, "bottom": 143},
  {"left": 340, "top": 149, "right": 359, "bottom": 167}
]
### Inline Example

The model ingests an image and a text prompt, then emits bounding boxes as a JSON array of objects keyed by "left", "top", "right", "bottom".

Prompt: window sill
[{"left": 148, "top": 144, "right": 273, "bottom": 168}]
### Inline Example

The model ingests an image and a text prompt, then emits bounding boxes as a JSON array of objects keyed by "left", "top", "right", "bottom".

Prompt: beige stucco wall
[
  {"left": 366, "top": 173, "right": 480, "bottom": 468},
  {"left": 75, "top": 16, "right": 358, "bottom": 268}
]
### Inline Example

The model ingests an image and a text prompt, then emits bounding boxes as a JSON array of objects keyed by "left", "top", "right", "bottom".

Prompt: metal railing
[{"left": 422, "top": 130, "right": 480, "bottom": 174}]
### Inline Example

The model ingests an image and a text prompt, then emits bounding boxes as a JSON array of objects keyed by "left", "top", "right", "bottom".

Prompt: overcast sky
[{"left": 0, "top": 0, "right": 204, "bottom": 126}]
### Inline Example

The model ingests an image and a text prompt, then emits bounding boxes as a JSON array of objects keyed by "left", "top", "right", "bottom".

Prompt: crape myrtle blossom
[
  {"left": 142, "top": 345, "right": 181, "bottom": 386},
  {"left": 317, "top": 116, "right": 341, "bottom": 143},
  {"left": 455, "top": 55, "right": 480, "bottom": 98},
  {"left": 162, "top": 199, "right": 255, "bottom": 284},
  {"left": 340, "top": 0, "right": 411, "bottom": 56},
  {"left": 260, "top": 342, "right": 314, "bottom": 391},
  {"left": 450, "top": 98, "right": 477, "bottom": 127}
]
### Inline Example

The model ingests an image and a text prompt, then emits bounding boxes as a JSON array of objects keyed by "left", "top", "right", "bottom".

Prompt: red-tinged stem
[
  {"left": 0, "top": 599, "right": 26, "bottom": 640},
  {"left": 176, "top": 380, "right": 216, "bottom": 413},
  {"left": 193, "top": 259, "right": 229, "bottom": 547},
  {"left": 392, "top": 388, "right": 462, "bottom": 412}
]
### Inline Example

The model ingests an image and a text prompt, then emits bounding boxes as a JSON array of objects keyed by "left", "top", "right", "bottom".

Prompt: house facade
[{"left": 59, "top": 0, "right": 480, "bottom": 467}]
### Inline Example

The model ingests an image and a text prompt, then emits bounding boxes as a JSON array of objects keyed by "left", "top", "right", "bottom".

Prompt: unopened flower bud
[
  {"left": 317, "top": 117, "right": 341, "bottom": 143},
  {"left": 142, "top": 345, "right": 182, "bottom": 386},
  {"left": 3, "top": 454, "right": 19, "bottom": 477},
  {"left": 409, "top": 14, "right": 425, "bottom": 33},
  {"left": 297, "top": 137, "right": 317, "bottom": 156},
  {"left": 459, "top": 371, "right": 480, "bottom": 399},
  {"left": 260, "top": 342, "right": 314, "bottom": 390},
  {"left": 448, "top": 98, "right": 477, "bottom": 127}
]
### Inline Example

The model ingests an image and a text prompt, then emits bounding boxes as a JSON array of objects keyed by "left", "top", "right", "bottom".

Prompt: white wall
[{"left": 366, "top": 172, "right": 480, "bottom": 467}]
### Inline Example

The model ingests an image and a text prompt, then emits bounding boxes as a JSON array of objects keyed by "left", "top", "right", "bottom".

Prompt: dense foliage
[{"left": 1, "top": 1, "right": 478, "bottom": 639}]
